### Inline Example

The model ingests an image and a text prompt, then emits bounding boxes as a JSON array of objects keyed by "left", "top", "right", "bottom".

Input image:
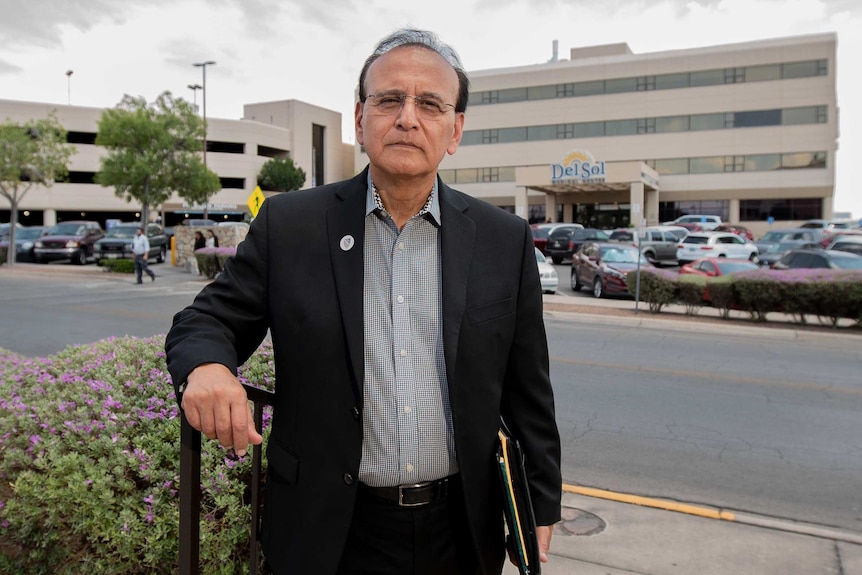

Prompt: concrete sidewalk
[{"left": 503, "top": 491, "right": 862, "bottom": 575}]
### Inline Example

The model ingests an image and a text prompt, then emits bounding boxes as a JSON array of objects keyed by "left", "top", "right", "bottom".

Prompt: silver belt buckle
[{"left": 398, "top": 481, "right": 432, "bottom": 507}]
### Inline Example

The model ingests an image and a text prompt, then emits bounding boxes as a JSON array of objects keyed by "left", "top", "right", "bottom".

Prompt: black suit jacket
[{"left": 166, "top": 167, "right": 562, "bottom": 574}]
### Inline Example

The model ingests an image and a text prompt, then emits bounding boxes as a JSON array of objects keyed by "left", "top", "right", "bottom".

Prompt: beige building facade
[{"left": 0, "top": 98, "right": 348, "bottom": 227}]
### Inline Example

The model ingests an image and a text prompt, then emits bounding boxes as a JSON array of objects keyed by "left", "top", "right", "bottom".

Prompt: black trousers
[{"left": 335, "top": 478, "right": 481, "bottom": 575}]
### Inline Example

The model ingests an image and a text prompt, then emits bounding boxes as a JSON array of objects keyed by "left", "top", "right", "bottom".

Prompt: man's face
[{"left": 355, "top": 46, "right": 464, "bottom": 183}]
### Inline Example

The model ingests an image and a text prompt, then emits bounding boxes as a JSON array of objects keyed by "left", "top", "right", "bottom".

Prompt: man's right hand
[{"left": 181, "top": 363, "right": 263, "bottom": 457}]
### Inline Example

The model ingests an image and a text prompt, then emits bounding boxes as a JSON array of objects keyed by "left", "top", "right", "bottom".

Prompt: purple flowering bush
[
  {"left": 626, "top": 268, "right": 678, "bottom": 313},
  {"left": 0, "top": 336, "right": 274, "bottom": 574},
  {"left": 194, "top": 247, "right": 237, "bottom": 279}
]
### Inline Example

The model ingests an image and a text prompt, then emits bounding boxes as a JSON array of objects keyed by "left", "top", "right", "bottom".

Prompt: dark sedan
[
  {"left": 0, "top": 226, "right": 45, "bottom": 263},
  {"left": 571, "top": 241, "right": 652, "bottom": 298},
  {"left": 772, "top": 249, "right": 862, "bottom": 270},
  {"left": 33, "top": 221, "right": 104, "bottom": 265},
  {"left": 546, "top": 227, "right": 609, "bottom": 264}
]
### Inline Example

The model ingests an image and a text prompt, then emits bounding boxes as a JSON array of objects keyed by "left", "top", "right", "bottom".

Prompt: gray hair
[{"left": 358, "top": 28, "right": 470, "bottom": 113}]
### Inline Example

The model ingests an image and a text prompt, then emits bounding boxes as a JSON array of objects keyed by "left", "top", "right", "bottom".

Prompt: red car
[
  {"left": 571, "top": 241, "right": 652, "bottom": 298},
  {"left": 679, "top": 257, "right": 760, "bottom": 302},
  {"left": 714, "top": 224, "right": 755, "bottom": 241}
]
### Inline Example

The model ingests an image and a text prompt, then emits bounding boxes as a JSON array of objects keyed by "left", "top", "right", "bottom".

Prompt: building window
[
  {"left": 782, "top": 151, "right": 827, "bottom": 169},
  {"left": 456, "top": 168, "right": 478, "bottom": 184},
  {"left": 219, "top": 177, "right": 245, "bottom": 189},
  {"left": 724, "top": 67, "right": 745, "bottom": 84},
  {"left": 690, "top": 69, "right": 725, "bottom": 87},
  {"left": 605, "top": 77, "right": 638, "bottom": 94},
  {"left": 497, "top": 167, "right": 516, "bottom": 181},
  {"left": 782, "top": 60, "right": 826, "bottom": 79},
  {"left": 636, "top": 76, "right": 655, "bottom": 91},
  {"left": 527, "top": 125, "right": 558, "bottom": 141},
  {"left": 208, "top": 141, "right": 245, "bottom": 154},
  {"left": 67, "top": 131, "right": 97, "bottom": 145},
  {"left": 745, "top": 64, "right": 781, "bottom": 82},
  {"left": 481, "top": 168, "right": 499, "bottom": 182},
  {"left": 498, "top": 127, "right": 527, "bottom": 143},
  {"left": 782, "top": 106, "right": 826, "bottom": 125},
  {"left": 637, "top": 118, "right": 656, "bottom": 134},
  {"left": 655, "top": 116, "right": 689, "bottom": 133},
  {"left": 497, "top": 88, "right": 527, "bottom": 103},
  {"left": 573, "top": 81, "right": 604, "bottom": 97},
  {"left": 481, "top": 130, "right": 498, "bottom": 144},
  {"left": 438, "top": 169, "right": 455, "bottom": 184},
  {"left": 481, "top": 91, "right": 499, "bottom": 104},
  {"left": 652, "top": 158, "right": 689, "bottom": 175},
  {"left": 733, "top": 109, "right": 782, "bottom": 128},
  {"left": 724, "top": 156, "right": 745, "bottom": 172},
  {"left": 527, "top": 85, "right": 557, "bottom": 100},
  {"left": 605, "top": 119, "right": 638, "bottom": 136},
  {"left": 690, "top": 156, "right": 725, "bottom": 174},
  {"left": 555, "top": 124, "right": 575, "bottom": 139},
  {"left": 690, "top": 113, "right": 726, "bottom": 131},
  {"left": 573, "top": 122, "right": 604, "bottom": 138},
  {"left": 745, "top": 154, "right": 781, "bottom": 171},
  {"left": 556, "top": 83, "right": 574, "bottom": 98},
  {"left": 655, "top": 73, "right": 689, "bottom": 90},
  {"left": 739, "top": 198, "right": 822, "bottom": 221}
]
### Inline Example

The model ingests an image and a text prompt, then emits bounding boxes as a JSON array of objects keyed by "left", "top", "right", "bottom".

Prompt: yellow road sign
[{"left": 247, "top": 186, "right": 265, "bottom": 218}]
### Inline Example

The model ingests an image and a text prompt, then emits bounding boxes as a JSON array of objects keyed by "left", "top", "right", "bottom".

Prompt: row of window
[
  {"left": 438, "top": 151, "right": 827, "bottom": 185},
  {"left": 471, "top": 59, "right": 828, "bottom": 106},
  {"left": 65, "top": 131, "right": 287, "bottom": 158},
  {"left": 660, "top": 198, "right": 823, "bottom": 223},
  {"left": 66, "top": 171, "right": 247, "bottom": 189},
  {"left": 460, "top": 106, "right": 827, "bottom": 146}
]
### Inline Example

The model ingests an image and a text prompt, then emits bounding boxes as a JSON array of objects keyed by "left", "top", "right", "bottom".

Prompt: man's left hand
[{"left": 537, "top": 524, "right": 554, "bottom": 563}]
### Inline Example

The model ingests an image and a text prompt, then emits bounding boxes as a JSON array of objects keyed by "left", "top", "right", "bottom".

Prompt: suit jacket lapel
[
  {"left": 439, "top": 182, "right": 475, "bottom": 386},
  {"left": 327, "top": 171, "right": 368, "bottom": 404}
]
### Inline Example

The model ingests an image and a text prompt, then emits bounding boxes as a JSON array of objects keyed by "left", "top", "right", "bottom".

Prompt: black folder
[{"left": 496, "top": 421, "right": 541, "bottom": 575}]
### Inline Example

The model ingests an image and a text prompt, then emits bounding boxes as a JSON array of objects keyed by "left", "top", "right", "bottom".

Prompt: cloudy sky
[{"left": 1, "top": 0, "right": 859, "bottom": 217}]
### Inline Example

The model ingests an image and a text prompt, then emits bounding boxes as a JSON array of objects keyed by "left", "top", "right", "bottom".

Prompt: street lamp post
[
  {"left": 192, "top": 60, "right": 216, "bottom": 219},
  {"left": 65, "top": 70, "right": 73, "bottom": 105},
  {"left": 187, "top": 83, "right": 202, "bottom": 115}
]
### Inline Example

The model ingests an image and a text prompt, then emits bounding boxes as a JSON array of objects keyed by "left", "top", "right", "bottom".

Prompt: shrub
[
  {"left": 194, "top": 247, "right": 237, "bottom": 279},
  {"left": 707, "top": 277, "right": 738, "bottom": 320},
  {"left": 628, "top": 268, "right": 677, "bottom": 313},
  {"left": 677, "top": 275, "right": 706, "bottom": 315},
  {"left": 100, "top": 258, "right": 136, "bottom": 274},
  {"left": 0, "top": 336, "right": 275, "bottom": 574},
  {"left": 0, "top": 246, "right": 7, "bottom": 265}
]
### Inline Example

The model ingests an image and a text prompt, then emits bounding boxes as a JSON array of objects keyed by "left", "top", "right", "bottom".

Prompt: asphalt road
[{"left": 2, "top": 263, "right": 860, "bottom": 536}]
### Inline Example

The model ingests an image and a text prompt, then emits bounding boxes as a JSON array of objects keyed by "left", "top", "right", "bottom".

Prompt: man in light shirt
[
  {"left": 166, "top": 28, "right": 561, "bottom": 575},
  {"left": 131, "top": 227, "right": 155, "bottom": 284}
]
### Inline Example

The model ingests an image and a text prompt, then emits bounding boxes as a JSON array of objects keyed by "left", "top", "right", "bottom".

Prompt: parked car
[
  {"left": 94, "top": 222, "right": 169, "bottom": 263},
  {"left": 679, "top": 257, "right": 760, "bottom": 278},
  {"left": 534, "top": 248, "right": 558, "bottom": 294},
  {"left": 676, "top": 232, "right": 758, "bottom": 266},
  {"left": 0, "top": 226, "right": 45, "bottom": 263},
  {"left": 0, "top": 222, "right": 24, "bottom": 241},
  {"left": 754, "top": 228, "right": 825, "bottom": 267},
  {"left": 799, "top": 219, "right": 854, "bottom": 233},
  {"left": 662, "top": 214, "right": 722, "bottom": 231},
  {"left": 608, "top": 226, "right": 680, "bottom": 266},
  {"left": 571, "top": 241, "right": 652, "bottom": 298},
  {"left": 819, "top": 229, "right": 862, "bottom": 247},
  {"left": 531, "top": 223, "right": 583, "bottom": 255},
  {"left": 33, "top": 221, "right": 105, "bottom": 265},
  {"left": 713, "top": 223, "right": 755, "bottom": 241},
  {"left": 824, "top": 234, "right": 862, "bottom": 256},
  {"left": 546, "top": 227, "right": 610, "bottom": 264},
  {"left": 772, "top": 248, "right": 862, "bottom": 270}
]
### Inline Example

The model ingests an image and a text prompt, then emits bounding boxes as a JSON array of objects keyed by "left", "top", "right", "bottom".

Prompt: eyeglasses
[{"left": 364, "top": 93, "right": 455, "bottom": 118}]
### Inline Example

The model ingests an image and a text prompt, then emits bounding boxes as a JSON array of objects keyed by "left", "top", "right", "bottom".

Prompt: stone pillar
[
  {"left": 729, "top": 199, "right": 740, "bottom": 224},
  {"left": 629, "top": 182, "right": 645, "bottom": 227}
]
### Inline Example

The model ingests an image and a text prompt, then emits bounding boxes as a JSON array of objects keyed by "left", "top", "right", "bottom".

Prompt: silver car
[
  {"left": 676, "top": 232, "right": 759, "bottom": 266},
  {"left": 535, "top": 248, "right": 558, "bottom": 294}
]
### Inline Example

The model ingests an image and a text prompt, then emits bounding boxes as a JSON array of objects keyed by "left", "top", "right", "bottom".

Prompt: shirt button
[
  {"left": 343, "top": 473, "right": 354, "bottom": 485},
  {"left": 400, "top": 349, "right": 408, "bottom": 357},
  {"left": 397, "top": 295, "right": 405, "bottom": 303},
  {"left": 397, "top": 242, "right": 405, "bottom": 250},
  {"left": 405, "top": 464, "right": 414, "bottom": 473},
  {"left": 404, "top": 406, "right": 412, "bottom": 414}
]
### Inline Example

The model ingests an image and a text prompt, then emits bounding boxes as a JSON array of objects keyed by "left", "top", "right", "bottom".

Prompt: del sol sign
[{"left": 551, "top": 150, "right": 606, "bottom": 182}]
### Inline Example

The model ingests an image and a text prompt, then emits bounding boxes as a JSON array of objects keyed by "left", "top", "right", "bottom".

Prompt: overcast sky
[{"left": 1, "top": 0, "right": 858, "bottom": 217}]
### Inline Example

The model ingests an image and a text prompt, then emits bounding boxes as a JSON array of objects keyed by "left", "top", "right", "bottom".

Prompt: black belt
[{"left": 358, "top": 476, "right": 452, "bottom": 507}]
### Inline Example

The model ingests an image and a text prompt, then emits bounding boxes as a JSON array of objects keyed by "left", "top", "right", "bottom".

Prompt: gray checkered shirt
[{"left": 358, "top": 175, "right": 458, "bottom": 487}]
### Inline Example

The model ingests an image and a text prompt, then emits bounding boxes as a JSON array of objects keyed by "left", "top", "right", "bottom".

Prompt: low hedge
[
  {"left": 0, "top": 336, "right": 275, "bottom": 574},
  {"left": 627, "top": 267, "right": 862, "bottom": 326},
  {"left": 99, "top": 258, "right": 136, "bottom": 274},
  {"left": 0, "top": 246, "right": 7, "bottom": 265},
  {"left": 194, "top": 247, "right": 237, "bottom": 279}
]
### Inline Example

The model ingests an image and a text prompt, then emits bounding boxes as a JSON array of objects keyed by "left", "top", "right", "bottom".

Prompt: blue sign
[{"left": 767, "top": 216, "right": 775, "bottom": 225}]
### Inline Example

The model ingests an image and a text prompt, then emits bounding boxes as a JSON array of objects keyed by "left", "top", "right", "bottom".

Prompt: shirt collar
[{"left": 365, "top": 172, "right": 442, "bottom": 227}]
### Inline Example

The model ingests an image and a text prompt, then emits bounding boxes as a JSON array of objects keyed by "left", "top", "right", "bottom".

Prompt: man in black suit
[{"left": 166, "top": 28, "right": 561, "bottom": 574}]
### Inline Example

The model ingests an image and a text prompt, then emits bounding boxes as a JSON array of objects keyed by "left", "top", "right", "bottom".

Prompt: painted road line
[{"left": 563, "top": 483, "right": 862, "bottom": 545}]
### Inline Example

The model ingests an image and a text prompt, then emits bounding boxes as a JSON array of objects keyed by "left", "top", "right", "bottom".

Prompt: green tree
[
  {"left": 0, "top": 113, "right": 74, "bottom": 266},
  {"left": 257, "top": 157, "right": 306, "bottom": 193},
  {"left": 95, "top": 91, "right": 221, "bottom": 228}
]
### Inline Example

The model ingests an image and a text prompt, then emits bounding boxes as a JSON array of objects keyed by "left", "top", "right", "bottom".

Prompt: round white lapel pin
[{"left": 340, "top": 235, "right": 355, "bottom": 251}]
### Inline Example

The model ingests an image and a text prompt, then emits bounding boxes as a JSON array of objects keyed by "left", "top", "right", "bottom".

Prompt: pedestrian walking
[{"left": 132, "top": 227, "right": 155, "bottom": 284}]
